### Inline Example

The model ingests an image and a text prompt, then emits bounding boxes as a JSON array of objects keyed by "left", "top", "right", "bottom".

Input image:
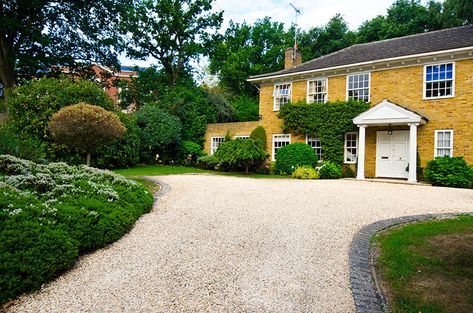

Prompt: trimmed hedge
[
  {"left": 274, "top": 143, "right": 317, "bottom": 174},
  {"left": 425, "top": 156, "right": 473, "bottom": 188},
  {"left": 250, "top": 126, "right": 267, "bottom": 149},
  {"left": 0, "top": 155, "right": 154, "bottom": 304}
]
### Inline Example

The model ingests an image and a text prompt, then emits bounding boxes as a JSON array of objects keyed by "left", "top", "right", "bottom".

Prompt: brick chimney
[{"left": 284, "top": 47, "right": 302, "bottom": 69}]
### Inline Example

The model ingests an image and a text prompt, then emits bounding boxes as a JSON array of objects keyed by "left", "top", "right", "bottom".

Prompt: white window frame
[
  {"left": 272, "top": 134, "right": 291, "bottom": 161},
  {"left": 234, "top": 135, "right": 250, "bottom": 140},
  {"left": 273, "top": 83, "right": 292, "bottom": 111},
  {"left": 210, "top": 136, "right": 225, "bottom": 155},
  {"left": 344, "top": 132, "right": 358, "bottom": 164},
  {"left": 306, "top": 78, "right": 328, "bottom": 104},
  {"left": 306, "top": 133, "right": 323, "bottom": 162},
  {"left": 346, "top": 72, "right": 371, "bottom": 102},
  {"left": 434, "top": 129, "right": 454, "bottom": 157},
  {"left": 423, "top": 62, "right": 455, "bottom": 100}
]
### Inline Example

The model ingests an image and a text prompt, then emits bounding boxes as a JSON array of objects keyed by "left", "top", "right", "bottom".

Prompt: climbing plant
[{"left": 278, "top": 100, "right": 370, "bottom": 164}]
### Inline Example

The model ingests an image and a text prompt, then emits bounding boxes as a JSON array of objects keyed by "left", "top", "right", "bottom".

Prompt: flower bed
[{"left": 0, "top": 155, "right": 154, "bottom": 304}]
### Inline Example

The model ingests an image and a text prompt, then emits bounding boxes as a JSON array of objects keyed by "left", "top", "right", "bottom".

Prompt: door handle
[{"left": 381, "top": 156, "right": 389, "bottom": 160}]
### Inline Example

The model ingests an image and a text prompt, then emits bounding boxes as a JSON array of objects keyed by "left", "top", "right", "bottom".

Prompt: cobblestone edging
[
  {"left": 141, "top": 176, "right": 171, "bottom": 201},
  {"left": 349, "top": 212, "right": 472, "bottom": 313}
]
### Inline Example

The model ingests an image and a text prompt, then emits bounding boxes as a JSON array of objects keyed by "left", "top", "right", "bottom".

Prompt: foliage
[
  {"left": 48, "top": 103, "right": 126, "bottom": 165},
  {"left": 274, "top": 143, "right": 317, "bottom": 175},
  {"left": 179, "top": 140, "right": 204, "bottom": 165},
  {"left": 318, "top": 161, "right": 342, "bottom": 179},
  {"left": 206, "top": 89, "right": 236, "bottom": 123},
  {"left": 0, "top": 0, "right": 128, "bottom": 90},
  {"left": 196, "top": 155, "right": 220, "bottom": 170},
  {"left": 122, "top": 0, "right": 223, "bottom": 85},
  {"left": 233, "top": 95, "right": 259, "bottom": 122},
  {"left": 292, "top": 166, "right": 319, "bottom": 179},
  {"left": 6, "top": 77, "right": 115, "bottom": 142},
  {"left": 279, "top": 100, "right": 370, "bottom": 164},
  {"left": 0, "top": 124, "right": 47, "bottom": 162},
  {"left": 136, "top": 104, "right": 182, "bottom": 163},
  {"left": 208, "top": 17, "right": 295, "bottom": 96},
  {"left": 0, "top": 155, "right": 153, "bottom": 304},
  {"left": 376, "top": 215, "right": 473, "bottom": 313},
  {"left": 213, "top": 139, "right": 268, "bottom": 173},
  {"left": 93, "top": 112, "right": 142, "bottom": 169},
  {"left": 250, "top": 126, "right": 267, "bottom": 149},
  {"left": 341, "top": 165, "right": 356, "bottom": 178},
  {"left": 424, "top": 156, "right": 473, "bottom": 188}
]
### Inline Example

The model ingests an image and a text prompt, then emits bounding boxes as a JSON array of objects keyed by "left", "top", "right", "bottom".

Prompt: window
[
  {"left": 210, "top": 136, "right": 224, "bottom": 155},
  {"left": 424, "top": 63, "right": 454, "bottom": 99},
  {"left": 347, "top": 73, "right": 370, "bottom": 102},
  {"left": 434, "top": 130, "right": 453, "bottom": 157},
  {"left": 234, "top": 135, "right": 250, "bottom": 140},
  {"left": 272, "top": 134, "right": 291, "bottom": 161},
  {"left": 307, "top": 79, "right": 327, "bottom": 103},
  {"left": 344, "top": 132, "right": 358, "bottom": 163},
  {"left": 273, "top": 83, "right": 291, "bottom": 111},
  {"left": 306, "top": 134, "right": 322, "bottom": 161}
]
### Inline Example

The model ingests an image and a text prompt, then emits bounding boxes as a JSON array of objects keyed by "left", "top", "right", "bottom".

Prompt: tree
[
  {"left": 208, "top": 18, "right": 294, "bottom": 97},
  {"left": 442, "top": 0, "right": 473, "bottom": 26},
  {"left": 122, "top": 0, "right": 223, "bottom": 85},
  {"left": 214, "top": 139, "right": 268, "bottom": 174},
  {"left": 0, "top": 0, "right": 130, "bottom": 94},
  {"left": 48, "top": 103, "right": 126, "bottom": 166}
]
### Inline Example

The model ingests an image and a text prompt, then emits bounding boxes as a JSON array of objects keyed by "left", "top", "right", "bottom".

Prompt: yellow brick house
[{"left": 204, "top": 25, "right": 473, "bottom": 183}]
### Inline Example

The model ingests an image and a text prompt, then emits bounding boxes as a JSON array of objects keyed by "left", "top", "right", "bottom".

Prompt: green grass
[
  {"left": 375, "top": 215, "right": 473, "bottom": 313},
  {"left": 113, "top": 165, "right": 286, "bottom": 179}
]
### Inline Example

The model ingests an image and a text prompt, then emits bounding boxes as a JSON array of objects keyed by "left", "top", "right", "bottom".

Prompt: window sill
[
  {"left": 423, "top": 95, "right": 455, "bottom": 100},
  {"left": 344, "top": 161, "right": 357, "bottom": 164}
]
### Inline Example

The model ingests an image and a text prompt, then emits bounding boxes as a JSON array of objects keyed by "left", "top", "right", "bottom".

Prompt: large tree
[
  {"left": 122, "top": 0, "right": 222, "bottom": 85},
  {"left": 0, "top": 1, "right": 129, "bottom": 94}
]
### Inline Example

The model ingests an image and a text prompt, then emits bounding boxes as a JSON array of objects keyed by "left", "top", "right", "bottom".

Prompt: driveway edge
[
  {"left": 140, "top": 176, "right": 172, "bottom": 201},
  {"left": 349, "top": 212, "right": 472, "bottom": 313}
]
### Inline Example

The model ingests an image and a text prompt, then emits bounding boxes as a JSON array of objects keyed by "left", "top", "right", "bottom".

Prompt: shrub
[
  {"left": 214, "top": 139, "right": 268, "bottom": 173},
  {"left": 250, "top": 126, "right": 267, "bottom": 149},
  {"left": 207, "top": 90, "right": 236, "bottom": 123},
  {"left": 292, "top": 166, "right": 319, "bottom": 179},
  {"left": 0, "top": 124, "right": 47, "bottom": 162},
  {"left": 341, "top": 165, "right": 356, "bottom": 178},
  {"left": 196, "top": 155, "right": 219, "bottom": 170},
  {"left": 274, "top": 143, "right": 317, "bottom": 174},
  {"left": 232, "top": 95, "right": 259, "bottom": 122},
  {"left": 179, "top": 141, "right": 203, "bottom": 165},
  {"left": 136, "top": 104, "right": 182, "bottom": 163},
  {"left": 319, "top": 161, "right": 342, "bottom": 179},
  {"left": 93, "top": 112, "right": 141, "bottom": 169},
  {"left": 0, "top": 155, "right": 154, "bottom": 304},
  {"left": 6, "top": 76, "right": 115, "bottom": 142},
  {"left": 425, "top": 156, "right": 473, "bottom": 188},
  {"left": 48, "top": 103, "right": 126, "bottom": 166}
]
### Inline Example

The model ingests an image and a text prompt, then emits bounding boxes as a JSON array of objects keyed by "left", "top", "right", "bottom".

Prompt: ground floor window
[
  {"left": 234, "top": 135, "right": 250, "bottom": 139},
  {"left": 211, "top": 136, "right": 225, "bottom": 155},
  {"left": 434, "top": 130, "right": 453, "bottom": 157},
  {"left": 344, "top": 132, "right": 358, "bottom": 163},
  {"left": 272, "top": 134, "right": 291, "bottom": 161},
  {"left": 306, "top": 134, "right": 322, "bottom": 161}
]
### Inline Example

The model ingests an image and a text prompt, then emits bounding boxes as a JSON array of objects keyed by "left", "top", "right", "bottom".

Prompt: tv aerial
[{"left": 289, "top": 3, "right": 302, "bottom": 51}]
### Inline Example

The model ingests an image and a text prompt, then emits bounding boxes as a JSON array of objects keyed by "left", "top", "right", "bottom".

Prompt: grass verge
[{"left": 375, "top": 215, "right": 473, "bottom": 313}]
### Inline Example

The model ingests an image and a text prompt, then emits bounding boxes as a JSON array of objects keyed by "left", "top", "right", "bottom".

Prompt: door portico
[{"left": 353, "top": 99, "right": 428, "bottom": 183}]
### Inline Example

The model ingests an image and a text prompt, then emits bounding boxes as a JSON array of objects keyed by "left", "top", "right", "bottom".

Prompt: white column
[
  {"left": 408, "top": 123, "right": 419, "bottom": 183},
  {"left": 356, "top": 125, "right": 367, "bottom": 180}
]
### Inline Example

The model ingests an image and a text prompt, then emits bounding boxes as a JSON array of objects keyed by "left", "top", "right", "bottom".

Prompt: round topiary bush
[
  {"left": 274, "top": 142, "right": 317, "bottom": 174},
  {"left": 425, "top": 156, "right": 473, "bottom": 188}
]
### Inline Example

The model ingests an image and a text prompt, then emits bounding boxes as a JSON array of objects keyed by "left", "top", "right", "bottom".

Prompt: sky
[{"left": 118, "top": 0, "right": 425, "bottom": 68}]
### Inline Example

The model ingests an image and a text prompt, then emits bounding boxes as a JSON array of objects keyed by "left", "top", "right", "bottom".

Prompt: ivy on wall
[{"left": 278, "top": 100, "right": 370, "bottom": 164}]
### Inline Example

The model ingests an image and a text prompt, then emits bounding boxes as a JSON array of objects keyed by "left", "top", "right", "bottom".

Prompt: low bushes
[
  {"left": 292, "top": 166, "right": 319, "bottom": 179},
  {"left": 274, "top": 143, "right": 317, "bottom": 174},
  {"left": 319, "top": 161, "right": 342, "bottom": 179},
  {"left": 425, "top": 156, "right": 473, "bottom": 188},
  {"left": 213, "top": 139, "right": 268, "bottom": 173},
  {"left": 0, "top": 155, "right": 154, "bottom": 304}
]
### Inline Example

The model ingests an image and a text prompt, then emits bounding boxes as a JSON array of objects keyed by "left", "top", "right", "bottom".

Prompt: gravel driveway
[{"left": 8, "top": 175, "right": 473, "bottom": 313}]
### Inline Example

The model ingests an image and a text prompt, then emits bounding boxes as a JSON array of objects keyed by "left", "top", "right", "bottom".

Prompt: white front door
[{"left": 376, "top": 131, "right": 409, "bottom": 179}]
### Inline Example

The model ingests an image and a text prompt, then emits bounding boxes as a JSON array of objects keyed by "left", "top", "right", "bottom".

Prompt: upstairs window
[
  {"left": 347, "top": 73, "right": 370, "bottom": 102},
  {"left": 234, "top": 135, "right": 250, "bottom": 139},
  {"left": 272, "top": 134, "right": 291, "bottom": 161},
  {"left": 425, "top": 63, "right": 454, "bottom": 99},
  {"left": 273, "top": 83, "right": 291, "bottom": 111},
  {"left": 434, "top": 130, "right": 453, "bottom": 157},
  {"left": 306, "top": 134, "right": 322, "bottom": 161},
  {"left": 344, "top": 132, "right": 358, "bottom": 164},
  {"left": 211, "top": 136, "right": 224, "bottom": 155},
  {"left": 307, "top": 79, "right": 328, "bottom": 103}
]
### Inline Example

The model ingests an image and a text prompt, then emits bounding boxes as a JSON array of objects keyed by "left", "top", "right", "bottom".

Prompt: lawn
[
  {"left": 375, "top": 215, "right": 473, "bottom": 313},
  {"left": 113, "top": 165, "right": 286, "bottom": 179}
]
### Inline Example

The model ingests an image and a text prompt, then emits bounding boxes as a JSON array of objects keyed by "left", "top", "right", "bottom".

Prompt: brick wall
[{"left": 204, "top": 121, "right": 260, "bottom": 155}]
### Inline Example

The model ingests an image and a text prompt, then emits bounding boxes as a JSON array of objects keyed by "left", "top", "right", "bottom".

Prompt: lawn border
[
  {"left": 349, "top": 212, "right": 473, "bottom": 313},
  {"left": 140, "top": 176, "right": 172, "bottom": 200}
]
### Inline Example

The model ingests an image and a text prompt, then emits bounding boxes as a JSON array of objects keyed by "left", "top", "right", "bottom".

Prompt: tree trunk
[
  {"left": 86, "top": 152, "right": 91, "bottom": 167},
  {"left": 245, "top": 165, "right": 249, "bottom": 174}
]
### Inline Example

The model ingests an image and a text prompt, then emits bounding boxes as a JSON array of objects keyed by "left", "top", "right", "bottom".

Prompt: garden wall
[{"left": 204, "top": 121, "right": 259, "bottom": 155}]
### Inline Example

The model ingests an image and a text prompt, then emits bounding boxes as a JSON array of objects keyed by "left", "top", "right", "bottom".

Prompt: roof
[
  {"left": 249, "top": 25, "right": 473, "bottom": 81},
  {"left": 353, "top": 99, "right": 428, "bottom": 126}
]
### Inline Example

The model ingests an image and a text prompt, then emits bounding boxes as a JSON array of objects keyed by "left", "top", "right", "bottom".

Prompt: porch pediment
[{"left": 353, "top": 99, "right": 427, "bottom": 126}]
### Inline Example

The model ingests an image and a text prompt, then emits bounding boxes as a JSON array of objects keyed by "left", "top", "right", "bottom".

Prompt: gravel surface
[{"left": 8, "top": 175, "right": 473, "bottom": 313}]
